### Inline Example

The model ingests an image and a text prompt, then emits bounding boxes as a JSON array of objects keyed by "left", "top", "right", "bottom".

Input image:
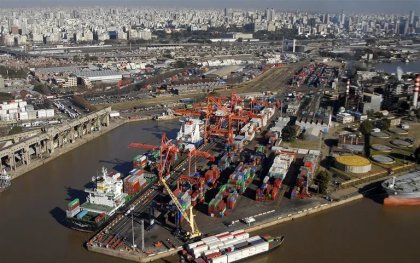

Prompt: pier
[{"left": 0, "top": 107, "right": 111, "bottom": 175}]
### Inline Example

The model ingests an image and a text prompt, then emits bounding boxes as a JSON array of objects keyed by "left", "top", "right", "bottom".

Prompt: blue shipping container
[{"left": 76, "top": 210, "right": 88, "bottom": 219}]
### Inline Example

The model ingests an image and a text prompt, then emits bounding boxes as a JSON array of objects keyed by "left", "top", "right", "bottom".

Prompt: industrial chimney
[
  {"left": 345, "top": 79, "right": 350, "bottom": 108},
  {"left": 413, "top": 75, "right": 420, "bottom": 109}
]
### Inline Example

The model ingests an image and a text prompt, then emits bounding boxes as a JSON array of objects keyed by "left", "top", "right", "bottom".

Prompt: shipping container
[
  {"left": 76, "top": 209, "right": 88, "bottom": 219},
  {"left": 210, "top": 254, "right": 227, "bottom": 263}
]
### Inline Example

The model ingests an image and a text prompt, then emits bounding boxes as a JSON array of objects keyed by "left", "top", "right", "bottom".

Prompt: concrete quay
[
  {"left": 1, "top": 107, "right": 113, "bottom": 179},
  {"left": 86, "top": 189, "right": 364, "bottom": 263}
]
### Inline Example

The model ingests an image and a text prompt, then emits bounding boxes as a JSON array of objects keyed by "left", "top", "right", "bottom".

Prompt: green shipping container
[{"left": 68, "top": 198, "right": 80, "bottom": 208}]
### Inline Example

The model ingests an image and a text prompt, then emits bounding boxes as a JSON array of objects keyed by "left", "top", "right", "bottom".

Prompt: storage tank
[{"left": 335, "top": 155, "right": 371, "bottom": 174}]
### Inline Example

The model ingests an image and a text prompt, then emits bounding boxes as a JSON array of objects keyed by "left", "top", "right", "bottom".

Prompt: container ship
[
  {"left": 0, "top": 169, "right": 11, "bottom": 193},
  {"left": 382, "top": 170, "right": 420, "bottom": 206},
  {"left": 66, "top": 167, "right": 152, "bottom": 232},
  {"left": 181, "top": 229, "right": 284, "bottom": 263},
  {"left": 177, "top": 118, "right": 205, "bottom": 151}
]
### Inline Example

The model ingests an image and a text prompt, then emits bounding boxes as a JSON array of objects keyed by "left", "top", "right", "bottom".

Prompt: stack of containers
[
  {"left": 123, "top": 169, "right": 147, "bottom": 196},
  {"left": 295, "top": 153, "right": 319, "bottom": 197},
  {"left": 208, "top": 184, "right": 239, "bottom": 216},
  {"left": 179, "top": 190, "right": 192, "bottom": 212},
  {"left": 132, "top": 155, "right": 148, "bottom": 169},
  {"left": 204, "top": 165, "right": 220, "bottom": 187},
  {"left": 268, "top": 152, "right": 295, "bottom": 180},
  {"left": 256, "top": 176, "right": 282, "bottom": 201},
  {"left": 66, "top": 198, "right": 81, "bottom": 217},
  {"left": 228, "top": 163, "right": 257, "bottom": 194}
]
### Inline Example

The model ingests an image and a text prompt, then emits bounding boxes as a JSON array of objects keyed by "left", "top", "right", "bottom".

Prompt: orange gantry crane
[
  {"left": 129, "top": 133, "right": 179, "bottom": 178},
  {"left": 186, "top": 148, "right": 215, "bottom": 176}
]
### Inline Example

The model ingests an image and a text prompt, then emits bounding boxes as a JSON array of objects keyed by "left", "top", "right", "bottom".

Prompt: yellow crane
[
  {"left": 154, "top": 133, "right": 201, "bottom": 239},
  {"left": 160, "top": 177, "right": 201, "bottom": 239}
]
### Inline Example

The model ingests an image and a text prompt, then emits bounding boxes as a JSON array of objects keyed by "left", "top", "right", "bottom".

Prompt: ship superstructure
[{"left": 177, "top": 118, "right": 205, "bottom": 149}]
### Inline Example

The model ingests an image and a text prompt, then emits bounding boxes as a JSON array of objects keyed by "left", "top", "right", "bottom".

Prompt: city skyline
[{"left": 2, "top": 0, "right": 420, "bottom": 14}]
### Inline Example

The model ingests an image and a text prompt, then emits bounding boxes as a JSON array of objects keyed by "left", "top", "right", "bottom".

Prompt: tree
[
  {"left": 375, "top": 119, "right": 390, "bottom": 131},
  {"left": 281, "top": 125, "right": 297, "bottom": 142},
  {"left": 72, "top": 95, "right": 97, "bottom": 112},
  {"left": 33, "top": 82, "right": 50, "bottom": 95},
  {"left": 316, "top": 170, "right": 331, "bottom": 194},
  {"left": 359, "top": 120, "right": 374, "bottom": 157},
  {"left": 8, "top": 126, "right": 23, "bottom": 135}
]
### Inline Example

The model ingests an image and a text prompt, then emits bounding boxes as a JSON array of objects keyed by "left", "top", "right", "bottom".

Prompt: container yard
[{"left": 84, "top": 92, "right": 329, "bottom": 262}]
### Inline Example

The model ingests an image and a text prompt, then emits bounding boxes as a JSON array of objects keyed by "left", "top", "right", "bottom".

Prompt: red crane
[
  {"left": 128, "top": 133, "right": 179, "bottom": 179},
  {"left": 186, "top": 148, "right": 215, "bottom": 177}
]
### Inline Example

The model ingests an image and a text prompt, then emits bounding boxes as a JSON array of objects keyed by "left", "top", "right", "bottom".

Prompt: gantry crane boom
[
  {"left": 128, "top": 143, "right": 158, "bottom": 150},
  {"left": 154, "top": 133, "right": 201, "bottom": 239}
]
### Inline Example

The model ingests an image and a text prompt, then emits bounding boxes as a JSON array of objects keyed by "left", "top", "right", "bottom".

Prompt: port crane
[
  {"left": 186, "top": 148, "right": 215, "bottom": 177},
  {"left": 155, "top": 134, "right": 201, "bottom": 239},
  {"left": 131, "top": 133, "right": 201, "bottom": 239}
]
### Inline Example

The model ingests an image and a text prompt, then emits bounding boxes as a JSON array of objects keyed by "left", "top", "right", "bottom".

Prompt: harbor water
[{"left": 1, "top": 120, "right": 420, "bottom": 263}]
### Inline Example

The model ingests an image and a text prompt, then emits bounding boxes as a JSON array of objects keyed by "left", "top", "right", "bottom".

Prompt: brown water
[{"left": 1, "top": 120, "right": 420, "bottom": 263}]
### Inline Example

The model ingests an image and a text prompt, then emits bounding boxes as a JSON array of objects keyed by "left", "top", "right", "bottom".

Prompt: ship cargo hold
[{"left": 382, "top": 171, "right": 420, "bottom": 206}]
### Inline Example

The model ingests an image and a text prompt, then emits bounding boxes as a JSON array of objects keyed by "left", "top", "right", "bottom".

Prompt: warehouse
[{"left": 75, "top": 70, "right": 124, "bottom": 82}]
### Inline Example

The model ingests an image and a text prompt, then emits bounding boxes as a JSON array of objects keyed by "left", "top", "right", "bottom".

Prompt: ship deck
[
  {"left": 81, "top": 203, "right": 116, "bottom": 214},
  {"left": 383, "top": 171, "right": 420, "bottom": 194}
]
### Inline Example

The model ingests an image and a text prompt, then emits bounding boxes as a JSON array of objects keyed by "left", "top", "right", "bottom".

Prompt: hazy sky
[{"left": 2, "top": 0, "right": 420, "bottom": 14}]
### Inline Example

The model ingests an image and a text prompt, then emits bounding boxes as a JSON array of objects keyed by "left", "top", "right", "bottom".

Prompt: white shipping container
[
  {"left": 203, "top": 239, "right": 219, "bottom": 245},
  {"left": 234, "top": 232, "right": 249, "bottom": 240},
  {"left": 187, "top": 240, "right": 204, "bottom": 250},
  {"left": 191, "top": 244, "right": 209, "bottom": 254},
  {"left": 210, "top": 254, "right": 227, "bottom": 263},
  {"left": 208, "top": 241, "right": 223, "bottom": 250},
  {"left": 9, "top": 102, "right": 18, "bottom": 109},
  {"left": 193, "top": 251, "right": 202, "bottom": 259},
  {"left": 8, "top": 108, "right": 18, "bottom": 114},
  {"left": 226, "top": 251, "right": 242, "bottom": 262},
  {"left": 223, "top": 239, "right": 239, "bottom": 246},
  {"left": 202, "top": 236, "right": 218, "bottom": 243}
]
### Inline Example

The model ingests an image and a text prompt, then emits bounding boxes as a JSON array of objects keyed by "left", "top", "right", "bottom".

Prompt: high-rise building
[
  {"left": 409, "top": 10, "right": 415, "bottom": 25},
  {"left": 266, "top": 8, "right": 274, "bottom": 22}
]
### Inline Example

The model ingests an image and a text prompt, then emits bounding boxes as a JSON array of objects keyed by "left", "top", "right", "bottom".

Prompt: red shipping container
[
  {"left": 95, "top": 213, "right": 106, "bottom": 223},
  {"left": 173, "top": 188, "right": 181, "bottom": 198},
  {"left": 274, "top": 178, "right": 282, "bottom": 188},
  {"left": 206, "top": 252, "right": 222, "bottom": 260}
]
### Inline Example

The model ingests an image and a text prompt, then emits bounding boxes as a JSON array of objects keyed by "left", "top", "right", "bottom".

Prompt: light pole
[
  {"left": 126, "top": 206, "right": 136, "bottom": 249},
  {"left": 131, "top": 211, "right": 136, "bottom": 249}
]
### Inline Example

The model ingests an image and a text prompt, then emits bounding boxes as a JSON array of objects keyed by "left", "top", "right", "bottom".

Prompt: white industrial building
[
  {"left": 75, "top": 70, "right": 123, "bottom": 82},
  {"left": 0, "top": 100, "right": 54, "bottom": 121},
  {"left": 335, "top": 113, "right": 354, "bottom": 124}
]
